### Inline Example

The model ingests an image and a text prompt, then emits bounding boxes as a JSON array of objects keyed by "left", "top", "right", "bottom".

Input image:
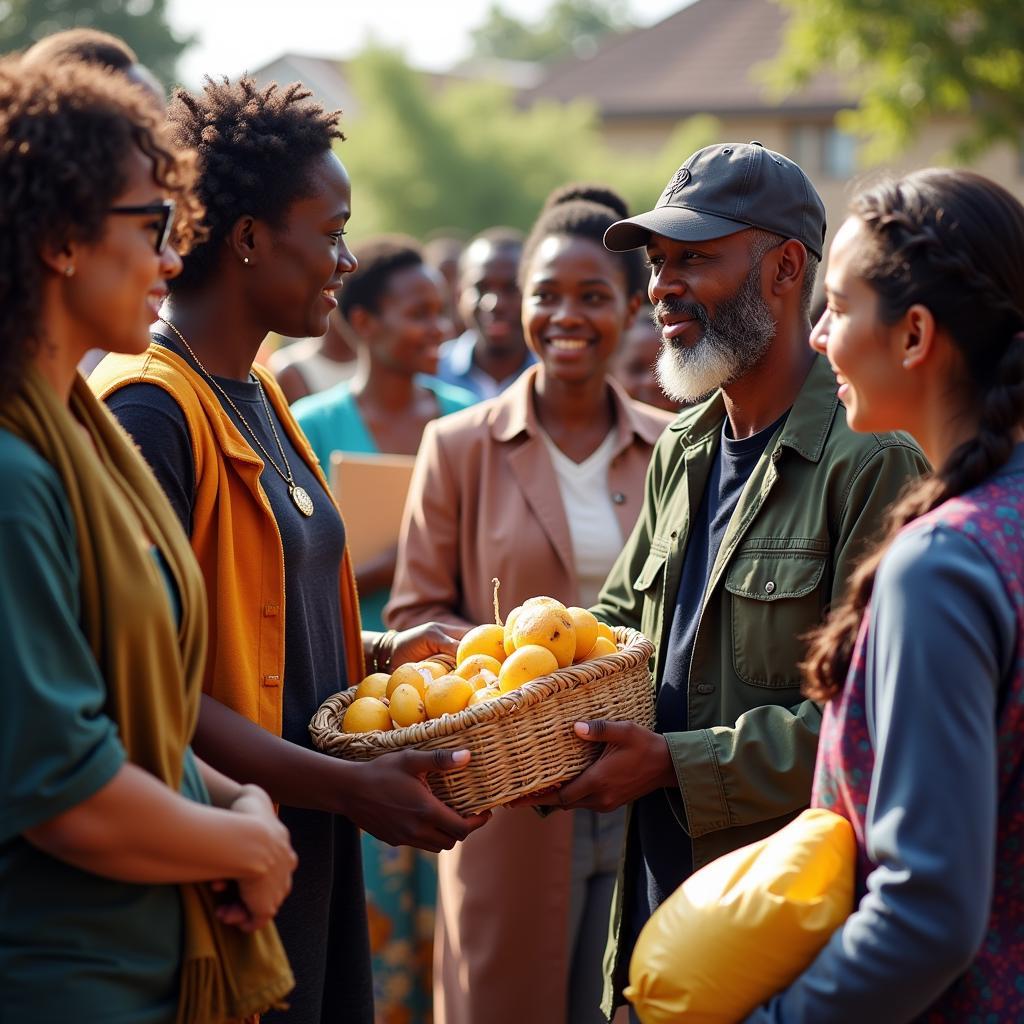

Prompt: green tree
[
  {"left": 339, "top": 47, "right": 717, "bottom": 241},
  {"left": 769, "top": 0, "right": 1024, "bottom": 161},
  {"left": 470, "top": 0, "right": 636, "bottom": 62},
  {"left": 0, "top": 0, "right": 193, "bottom": 86}
]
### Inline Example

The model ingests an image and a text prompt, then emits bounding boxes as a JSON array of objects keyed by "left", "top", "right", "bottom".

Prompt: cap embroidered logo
[{"left": 663, "top": 166, "right": 691, "bottom": 203}]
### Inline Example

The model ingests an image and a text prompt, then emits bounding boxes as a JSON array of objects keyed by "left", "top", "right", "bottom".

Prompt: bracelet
[{"left": 372, "top": 629, "right": 398, "bottom": 674}]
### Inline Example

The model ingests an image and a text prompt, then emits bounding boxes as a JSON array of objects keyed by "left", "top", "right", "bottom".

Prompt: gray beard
[{"left": 654, "top": 262, "right": 777, "bottom": 404}]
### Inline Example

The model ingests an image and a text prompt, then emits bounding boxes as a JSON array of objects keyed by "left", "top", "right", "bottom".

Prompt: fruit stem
[{"left": 492, "top": 577, "right": 503, "bottom": 626}]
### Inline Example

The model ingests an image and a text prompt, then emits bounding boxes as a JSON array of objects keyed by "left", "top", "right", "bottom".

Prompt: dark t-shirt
[
  {"left": 633, "top": 412, "right": 787, "bottom": 934},
  {"left": 105, "top": 337, "right": 373, "bottom": 1024}
]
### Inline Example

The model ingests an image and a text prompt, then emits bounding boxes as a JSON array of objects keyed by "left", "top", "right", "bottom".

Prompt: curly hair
[
  {"left": 338, "top": 235, "right": 422, "bottom": 322},
  {"left": 803, "top": 169, "right": 1024, "bottom": 700},
  {"left": 166, "top": 76, "right": 344, "bottom": 293},
  {"left": 0, "top": 55, "right": 201, "bottom": 404},
  {"left": 521, "top": 183, "right": 646, "bottom": 296}
]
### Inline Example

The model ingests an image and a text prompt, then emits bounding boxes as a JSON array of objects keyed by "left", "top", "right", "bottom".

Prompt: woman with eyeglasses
[
  {"left": 0, "top": 57, "right": 297, "bottom": 1024},
  {"left": 91, "top": 76, "right": 490, "bottom": 1024}
]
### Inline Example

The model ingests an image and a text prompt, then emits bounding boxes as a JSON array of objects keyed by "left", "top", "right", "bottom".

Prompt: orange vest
[{"left": 91, "top": 345, "right": 365, "bottom": 737}]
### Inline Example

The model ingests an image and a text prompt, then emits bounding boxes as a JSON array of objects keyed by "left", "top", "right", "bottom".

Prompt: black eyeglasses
[{"left": 108, "top": 198, "right": 176, "bottom": 255}]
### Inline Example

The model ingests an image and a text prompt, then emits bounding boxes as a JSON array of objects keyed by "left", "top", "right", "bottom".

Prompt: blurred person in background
[
  {"left": 387, "top": 185, "right": 673, "bottom": 1024},
  {"left": 435, "top": 226, "right": 535, "bottom": 401},
  {"left": 22, "top": 26, "right": 166, "bottom": 103},
  {"left": 268, "top": 305, "right": 359, "bottom": 404},
  {"left": 424, "top": 232, "right": 467, "bottom": 338},
  {"left": 610, "top": 303, "right": 681, "bottom": 413},
  {"left": 91, "top": 76, "right": 489, "bottom": 1024},
  {"left": 0, "top": 56, "right": 295, "bottom": 1023},
  {"left": 293, "top": 236, "right": 476, "bottom": 632}
]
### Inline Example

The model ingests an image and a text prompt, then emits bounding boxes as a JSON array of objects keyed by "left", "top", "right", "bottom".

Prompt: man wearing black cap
[{"left": 520, "top": 142, "right": 927, "bottom": 1019}]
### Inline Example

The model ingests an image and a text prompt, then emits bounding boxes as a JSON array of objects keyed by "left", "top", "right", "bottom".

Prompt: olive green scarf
[{"left": 0, "top": 367, "right": 293, "bottom": 1023}]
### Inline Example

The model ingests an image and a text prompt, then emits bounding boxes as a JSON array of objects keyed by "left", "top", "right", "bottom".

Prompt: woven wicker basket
[{"left": 309, "top": 626, "right": 655, "bottom": 815}]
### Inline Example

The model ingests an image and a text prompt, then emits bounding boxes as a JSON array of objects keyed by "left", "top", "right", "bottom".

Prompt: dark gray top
[
  {"left": 747, "top": 451, "right": 1022, "bottom": 1022},
  {"left": 105, "top": 338, "right": 373, "bottom": 1024}
]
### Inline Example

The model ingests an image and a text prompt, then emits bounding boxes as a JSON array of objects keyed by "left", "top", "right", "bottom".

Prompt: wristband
[{"left": 372, "top": 629, "right": 398, "bottom": 674}]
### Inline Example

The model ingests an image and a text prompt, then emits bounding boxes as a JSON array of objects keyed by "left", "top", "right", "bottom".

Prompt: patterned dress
[{"left": 814, "top": 470, "right": 1024, "bottom": 1020}]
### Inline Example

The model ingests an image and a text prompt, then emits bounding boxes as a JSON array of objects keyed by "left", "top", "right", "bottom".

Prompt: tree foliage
[
  {"left": 0, "top": 0, "right": 193, "bottom": 86},
  {"left": 469, "top": 0, "right": 635, "bottom": 63},
  {"left": 770, "top": 0, "right": 1024, "bottom": 161},
  {"left": 339, "top": 47, "right": 717, "bottom": 242}
]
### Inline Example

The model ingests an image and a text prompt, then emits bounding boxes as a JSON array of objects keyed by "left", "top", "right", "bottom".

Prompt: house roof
[
  {"left": 526, "top": 0, "right": 855, "bottom": 119},
  {"left": 249, "top": 53, "right": 541, "bottom": 119}
]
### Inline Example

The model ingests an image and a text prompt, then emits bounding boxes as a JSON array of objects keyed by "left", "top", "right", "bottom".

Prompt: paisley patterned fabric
[{"left": 814, "top": 472, "right": 1024, "bottom": 1021}]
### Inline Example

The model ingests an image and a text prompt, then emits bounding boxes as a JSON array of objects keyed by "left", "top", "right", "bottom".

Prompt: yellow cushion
[{"left": 625, "top": 808, "right": 855, "bottom": 1023}]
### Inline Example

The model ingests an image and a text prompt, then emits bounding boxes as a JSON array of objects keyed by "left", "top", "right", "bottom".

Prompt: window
[
  {"left": 823, "top": 127, "right": 857, "bottom": 179},
  {"left": 787, "top": 123, "right": 858, "bottom": 180}
]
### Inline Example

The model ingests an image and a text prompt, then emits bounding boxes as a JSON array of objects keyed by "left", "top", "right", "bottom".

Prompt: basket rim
[{"left": 310, "top": 624, "right": 654, "bottom": 751}]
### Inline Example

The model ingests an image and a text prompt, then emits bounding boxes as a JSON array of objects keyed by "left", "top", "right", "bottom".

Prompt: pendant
[{"left": 290, "top": 484, "right": 314, "bottom": 517}]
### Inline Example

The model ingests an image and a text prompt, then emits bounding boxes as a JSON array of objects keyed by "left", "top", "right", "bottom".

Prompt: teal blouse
[{"left": 293, "top": 376, "right": 476, "bottom": 630}]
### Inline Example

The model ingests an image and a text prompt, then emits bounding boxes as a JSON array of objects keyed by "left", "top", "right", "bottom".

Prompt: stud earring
[
  {"left": 902, "top": 358, "right": 911, "bottom": 368},
  {"left": 242, "top": 256, "right": 250, "bottom": 265},
  {"left": 64, "top": 265, "right": 75, "bottom": 277}
]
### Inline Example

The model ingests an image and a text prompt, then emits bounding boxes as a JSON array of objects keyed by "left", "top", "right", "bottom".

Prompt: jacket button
[
  {"left": 695, "top": 681, "right": 715, "bottom": 695},
  {"left": 612, "top": 491, "right": 626, "bottom": 505},
  {"left": 764, "top": 580, "right": 776, "bottom": 594}
]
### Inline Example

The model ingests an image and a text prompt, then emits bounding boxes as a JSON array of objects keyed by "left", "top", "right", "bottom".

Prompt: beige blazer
[{"left": 387, "top": 366, "right": 672, "bottom": 1024}]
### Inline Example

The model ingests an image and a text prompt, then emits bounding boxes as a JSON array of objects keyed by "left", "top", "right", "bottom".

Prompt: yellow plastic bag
[{"left": 625, "top": 808, "right": 855, "bottom": 1023}]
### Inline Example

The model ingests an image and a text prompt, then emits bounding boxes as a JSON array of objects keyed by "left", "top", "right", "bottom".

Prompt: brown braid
[{"left": 803, "top": 170, "right": 1024, "bottom": 700}]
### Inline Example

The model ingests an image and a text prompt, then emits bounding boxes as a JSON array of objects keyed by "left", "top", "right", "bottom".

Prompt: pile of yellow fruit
[{"left": 342, "top": 596, "right": 618, "bottom": 734}]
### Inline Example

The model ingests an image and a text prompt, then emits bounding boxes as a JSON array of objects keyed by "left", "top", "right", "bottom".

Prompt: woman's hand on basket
[
  {"left": 346, "top": 748, "right": 491, "bottom": 852},
  {"left": 513, "top": 720, "right": 676, "bottom": 812},
  {"left": 386, "top": 622, "right": 469, "bottom": 670}
]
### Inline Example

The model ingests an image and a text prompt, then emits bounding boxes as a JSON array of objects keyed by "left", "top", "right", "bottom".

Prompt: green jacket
[{"left": 593, "top": 355, "right": 928, "bottom": 1017}]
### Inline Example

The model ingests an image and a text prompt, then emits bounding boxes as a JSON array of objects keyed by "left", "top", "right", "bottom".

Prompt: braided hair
[
  {"left": 520, "top": 183, "right": 646, "bottom": 296},
  {"left": 166, "top": 76, "right": 343, "bottom": 293},
  {"left": 803, "top": 169, "right": 1024, "bottom": 699}
]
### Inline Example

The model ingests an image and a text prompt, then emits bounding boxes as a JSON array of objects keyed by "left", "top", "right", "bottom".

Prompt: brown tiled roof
[{"left": 526, "top": 0, "right": 854, "bottom": 118}]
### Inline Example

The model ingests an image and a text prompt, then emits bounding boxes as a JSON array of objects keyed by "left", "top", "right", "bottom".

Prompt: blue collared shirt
[{"left": 434, "top": 330, "right": 536, "bottom": 402}]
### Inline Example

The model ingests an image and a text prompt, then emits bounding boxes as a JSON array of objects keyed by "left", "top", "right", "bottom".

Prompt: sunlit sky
[{"left": 167, "top": 0, "right": 687, "bottom": 86}]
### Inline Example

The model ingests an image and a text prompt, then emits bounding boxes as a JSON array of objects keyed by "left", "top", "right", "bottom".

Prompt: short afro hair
[
  {"left": 521, "top": 183, "right": 646, "bottom": 295},
  {"left": 541, "top": 182, "right": 627, "bottom": 216},
  {"left": 167, "top": 75, "right": 344, "bottom": 294},
  {"left": 0, "top": 55, "right": 200, "bottom": 404},
  {"left": 339, "top": 235, "right": 424, "bottom": 321}
]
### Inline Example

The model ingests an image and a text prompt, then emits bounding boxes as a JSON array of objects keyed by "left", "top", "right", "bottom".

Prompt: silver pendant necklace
[{"left": 157, "top": 317, "right": 314, "bottom": 518}]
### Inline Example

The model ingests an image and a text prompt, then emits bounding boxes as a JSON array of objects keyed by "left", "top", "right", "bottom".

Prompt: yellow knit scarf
[{"left": 0, "top": 368, "right": 294, "bottom": 1023}]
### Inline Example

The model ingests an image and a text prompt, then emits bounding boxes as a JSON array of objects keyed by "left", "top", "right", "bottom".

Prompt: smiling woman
[
  {"left": 0, "top": 54, "right": 297, "bottom": 1024},
  {"left": 89, "top": 75, "right": 491, "bottom": 1024},
  {"left": 749, "top": 170, "right": 1024, "bottom": 1022}
]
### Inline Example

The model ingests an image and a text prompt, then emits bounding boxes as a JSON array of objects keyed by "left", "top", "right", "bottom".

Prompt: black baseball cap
[{"left": 604, "top": 141, "right": 826, "bottom": 259}]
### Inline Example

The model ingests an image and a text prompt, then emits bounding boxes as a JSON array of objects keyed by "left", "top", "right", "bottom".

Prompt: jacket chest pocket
[
  {"left": 633, "top": 538, "right": 671, "bottom": 635},
  {"left": 725, "top": 550, "right": 827, "bottom": 689}
]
